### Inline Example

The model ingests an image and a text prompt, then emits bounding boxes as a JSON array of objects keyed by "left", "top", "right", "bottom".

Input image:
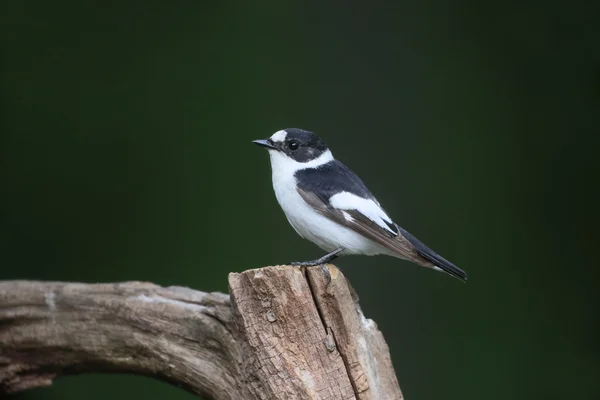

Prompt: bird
[{"left": 252, "top": 128, "right": 467, "bottom": 284}]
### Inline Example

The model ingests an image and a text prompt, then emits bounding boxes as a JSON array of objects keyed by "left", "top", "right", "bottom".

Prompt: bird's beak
[{"left": 252, "top": 139, "right": 277, "bottom": 150}]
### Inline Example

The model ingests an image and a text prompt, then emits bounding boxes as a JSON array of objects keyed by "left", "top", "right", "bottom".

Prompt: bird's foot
[
  {"left": 289, "top": 260, "right": 320, "bottom": 267},
  {"left": 288, "top": 248, "right": 343, "bottom": 286},
  {"left": 320, "top": 264, "right": 332, "bottom": 285},
  {"left": 289, "top": 263, "right": 332, "bottom": 285},
  {"left": 289, "top": 248, "right": 344, "bottom": 267}
]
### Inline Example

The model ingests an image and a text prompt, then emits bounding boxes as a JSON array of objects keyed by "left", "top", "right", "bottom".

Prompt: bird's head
[{"left": 253, "top": 128, "right": 332, "bottom": 170}]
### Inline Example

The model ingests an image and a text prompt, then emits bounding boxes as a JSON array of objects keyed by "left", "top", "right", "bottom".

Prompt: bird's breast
[{"left": 269, "top": 168, "right": 385, "bottom": 255}]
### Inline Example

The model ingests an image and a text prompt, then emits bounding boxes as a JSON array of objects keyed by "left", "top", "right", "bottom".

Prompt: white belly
[{"left": 270, "top": 162, "right": 387, "bottom": 256}]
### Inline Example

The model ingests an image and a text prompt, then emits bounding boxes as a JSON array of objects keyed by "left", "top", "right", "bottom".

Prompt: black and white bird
[{"left": 253, "top": 128, "right": 467, "bottom": 283}]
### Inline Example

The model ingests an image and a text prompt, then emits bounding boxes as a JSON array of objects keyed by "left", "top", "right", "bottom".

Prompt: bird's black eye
[{"left": 288, "top": 140, "right": 299, "bottom": 151}]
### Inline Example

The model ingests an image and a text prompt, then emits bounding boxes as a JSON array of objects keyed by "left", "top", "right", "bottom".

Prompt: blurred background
[{"left": 1, "top": 1, "right": 598, "bottom": 399}]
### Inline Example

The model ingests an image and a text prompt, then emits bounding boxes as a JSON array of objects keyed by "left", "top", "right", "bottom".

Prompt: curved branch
[
  {"left": 0, "top": 281, "right": 241, "bottom": 398},
  {"left": 0, "top": 266, "right": 403, "bottom": 399}
]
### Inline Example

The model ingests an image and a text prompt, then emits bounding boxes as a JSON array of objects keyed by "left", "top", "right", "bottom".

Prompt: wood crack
[
  {"left": 304, "top": 265, "right": 361, "bottom": 399},
  {"left": 305, "top": 265, "right": 404, "bottom": 400}
]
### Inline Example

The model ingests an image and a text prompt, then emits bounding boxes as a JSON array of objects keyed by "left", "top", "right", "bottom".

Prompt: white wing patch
[
  {"left": 341, "top": 211, "right": 354, "bottom": 222},
  {"left": 329, "top": 191, "right": 397, "bottom": 235}
]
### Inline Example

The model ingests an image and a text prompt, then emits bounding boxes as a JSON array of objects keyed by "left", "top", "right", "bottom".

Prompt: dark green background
[{"left": 2, "top": 1, "right": 598, "bottom": 399}]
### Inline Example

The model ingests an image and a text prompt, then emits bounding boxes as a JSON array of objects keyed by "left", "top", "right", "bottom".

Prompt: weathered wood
[
  {"left": 229, "top": 265, "right": 355, "bottom": 399},
  {"left": 307, "top": 266, "right": 402, "bottom": 400},
  {"left": 0, "top": 265, "right": 403, "bottom": 399},
  {"left": 0, "top": 281, "right": 242, "bottom": 398}
]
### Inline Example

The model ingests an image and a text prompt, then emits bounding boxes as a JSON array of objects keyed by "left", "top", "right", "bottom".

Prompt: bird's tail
[
  {"left": 397, "top": 227, "right": 468, "bottom": 282},
  {"left": 417, "top": 247, "right": 467, "bottom": 282}
]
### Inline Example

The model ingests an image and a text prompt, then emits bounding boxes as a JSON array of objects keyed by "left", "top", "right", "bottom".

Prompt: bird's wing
[
  {"left": 297, "top": 188, "right": 467, "bottom": 281},
  {"left": 297, "top": 188, "right": 417, "bottom": 259}
]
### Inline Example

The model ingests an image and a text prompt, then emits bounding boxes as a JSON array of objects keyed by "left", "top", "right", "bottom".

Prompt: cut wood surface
[{"left": 0, "top": 265, "right": 403, "bottom": 399}]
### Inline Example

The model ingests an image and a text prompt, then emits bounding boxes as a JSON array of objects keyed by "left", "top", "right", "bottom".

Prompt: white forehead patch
[{"left": 270, "top": 130, "right": 288, "bottom": 143}]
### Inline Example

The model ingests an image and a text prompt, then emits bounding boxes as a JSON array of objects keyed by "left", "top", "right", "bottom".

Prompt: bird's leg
[
  {"left": 289, "top": 248, "right": 344, "bottom": 267},
  {"left": 290, "top": 248, "right": 344, "bottom": 285}
]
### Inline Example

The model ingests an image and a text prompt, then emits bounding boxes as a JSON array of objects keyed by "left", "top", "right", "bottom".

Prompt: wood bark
[{"left": 0, "top": 265, "right": 403, "bottom": 399}]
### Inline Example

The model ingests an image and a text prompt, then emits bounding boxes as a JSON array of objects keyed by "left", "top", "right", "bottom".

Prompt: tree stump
[{"left": 0, "top": 265, "right": 403, "bottom": 399}]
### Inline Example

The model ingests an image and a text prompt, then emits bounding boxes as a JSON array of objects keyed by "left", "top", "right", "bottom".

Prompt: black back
[{"left": 294, "top": 160, "right": 375, "bottom": 203}]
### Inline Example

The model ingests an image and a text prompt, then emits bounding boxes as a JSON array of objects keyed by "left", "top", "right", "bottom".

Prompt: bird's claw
[
  {"left": 288, "top": 262, "right": 332, "bottom": 285},
  {"left": 320, "top": 264, "right": 332, "bottom": 286}
]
